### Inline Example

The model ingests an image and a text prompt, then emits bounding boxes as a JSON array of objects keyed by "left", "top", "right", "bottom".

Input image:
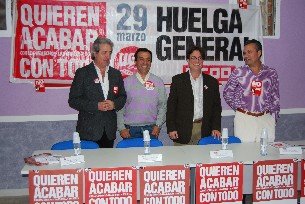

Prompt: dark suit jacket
[
  {"left": 68, "top": 62, "right": 126, "bottom": 141},
  {"left": 166, "top": 71, "right": 222, "bottom": 144}
]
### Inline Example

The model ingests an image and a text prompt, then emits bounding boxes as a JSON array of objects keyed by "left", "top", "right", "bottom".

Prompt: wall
[{"left": 0, "top": 0, "right": 305, "bottom": 190}]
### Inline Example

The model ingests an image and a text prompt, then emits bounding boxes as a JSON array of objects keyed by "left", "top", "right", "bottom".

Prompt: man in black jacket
[
  {"left": 166, "top": 46, "right": 222, "bottom": 145},
  {"left": 69, "top": 37, "right": 126, "bottom": 148}
]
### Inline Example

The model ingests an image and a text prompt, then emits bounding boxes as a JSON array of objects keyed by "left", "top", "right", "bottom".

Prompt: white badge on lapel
[
  {"left": 144, "top": 81, "right": 155, "bottom": 90},
  {"left": 113, "top": 86, "right": 119, "bottom": 94},
  {"left": 94, "top": 78, "right": 100, "bottom": 83}
]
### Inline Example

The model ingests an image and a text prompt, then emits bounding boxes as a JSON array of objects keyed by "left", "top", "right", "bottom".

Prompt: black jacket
[
  {"left": 166, "top": 71, "right": 222, "bottom": 144},
  {"left": 68, "top": 62, "right": 126, "bottom": 141}
]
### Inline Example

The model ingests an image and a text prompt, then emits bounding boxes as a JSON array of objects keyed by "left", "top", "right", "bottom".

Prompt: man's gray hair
[{"left": 91, "top": 36, "right": 114, "bottom": 60}]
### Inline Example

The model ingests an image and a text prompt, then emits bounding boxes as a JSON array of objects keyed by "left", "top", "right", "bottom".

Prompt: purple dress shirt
[{"left": 223, "top": 64, "right": 280, "bottom": 120}]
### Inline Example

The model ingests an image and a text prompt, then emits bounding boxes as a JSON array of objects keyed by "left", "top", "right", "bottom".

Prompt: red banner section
[
  {"left": 28, "top": 169, "right": 83, "bottom": 204},
  {"left": 13, "top": 0, "right": 106, "bottom": 84},
  {"left": 196, "top": 162, "right": 243, "bottom": 204},
  {"left": 253, "top": 159, "right": 298, "bottom": 203},
  {"left": 183, "top": 65, "right": 235, "bottom": 85},
  {"left": 84, "top": 167, "right": 137, "bottom": 204},
  {"left": 139, "top": 165, "right": 190, "bottom": 204}
]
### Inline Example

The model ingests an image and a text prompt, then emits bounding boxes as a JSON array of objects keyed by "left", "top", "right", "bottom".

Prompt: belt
[
  {"left": 125, "top": 124, "right": 153, "bottom": 129},
  {"left": 193, "top": 118, "right": 202, "bottom": 123},
  {"left": 237, "top": 108, "right": 269, "bottom": 117}
]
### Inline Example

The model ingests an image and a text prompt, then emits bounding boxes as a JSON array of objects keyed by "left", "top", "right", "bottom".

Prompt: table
[{"left": 21, "top": 143, "right": 304, "bottom": 202}]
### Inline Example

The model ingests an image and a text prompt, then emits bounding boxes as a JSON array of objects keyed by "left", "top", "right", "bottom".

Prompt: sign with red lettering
[
  {"left": 196, "top": 162, "right": 243, "bottom": 204},
  {"left": 11, "top": 1, "right": 262, "bottom": 87},
  {"left": 12, "top": 0, "right": 106, "bottom": 85},
  {"left": 253, "top": 159, "right": 298, "bottom": 203},
  {"left": 139, "top": 165, "right": 190, "bottom": 204},
  {"left": 301, "top": 160, "right": 305, "bottom": 204},
  {"left": 28, "top": 169, "right": 83, "bottom": 204},
  {"left": 251, "top": 80, "right": 262, "bottom": 96},
  {"left": 238, "top": 0, "right": 248, "bottom": 9},
  {"left": 34, "top": 79, "right": 45, "bottom": 92},
  {"left": 84, "top": 167, "right": 137, "bottom": 204}
]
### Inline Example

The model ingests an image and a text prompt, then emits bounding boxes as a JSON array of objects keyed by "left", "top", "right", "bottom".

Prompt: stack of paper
[
  {"left": 138, "top": 154, "right": 162, "bottom": 163},
  {"left": 60, "top": 155, "right": 85, "bottom": 166},
  {"left": 279, "top": 147, "right": 302, "bottom": 155},
  {"left": 210, "top": 150, "right": 233, "bottom": 158}
]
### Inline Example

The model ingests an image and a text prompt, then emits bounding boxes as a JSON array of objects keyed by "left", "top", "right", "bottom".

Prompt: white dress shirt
[
  {"left": 189, "top": 72, "right": 203, "bottom": 121},
  {"left": 95, "top": 65, "right": 109, "bottom": 99}
]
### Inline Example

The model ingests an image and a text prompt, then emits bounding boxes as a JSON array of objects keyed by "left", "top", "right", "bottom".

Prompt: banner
[
  {"left": 253, "top": 159, "right": 298, "bottom": 203},
  {"left": 11, "top": 0, "right": 106, "bottom": 85},
  {"left": 28, "top": 169, "right": 83, "bottom": 204},
  {"left": 84, "top": 167, "right": 137, "bottom": 204},
  {"left": 11, "top": 0, "right": 262, "bottom": 86},
  {"left": 139, "top": 165, "right": 190, "bottom": 204},
  {"left": 195, "top": 162, "right": 243, "bottom": 204}
]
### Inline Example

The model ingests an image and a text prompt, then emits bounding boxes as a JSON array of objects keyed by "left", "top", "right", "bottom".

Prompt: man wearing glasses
[{"left": 166, "top": 46, "right": 222, "bottom": 145}]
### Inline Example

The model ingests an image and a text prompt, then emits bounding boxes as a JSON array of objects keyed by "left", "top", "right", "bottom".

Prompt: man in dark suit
[
  {"left": 69, "top": 37, "right": 126, "bottom": 148},
  {"left": 166, "top": 46, "right": 222, "bottom": 145}
]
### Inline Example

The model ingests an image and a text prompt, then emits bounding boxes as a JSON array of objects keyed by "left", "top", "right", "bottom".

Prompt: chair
[
  {"left": 51, "top": 140, "right": 99, "bottom": 150},
  {"left": 116, "top": 138, "right": 163, "bottom": 148},
  {"left": 198, "top": 136, "right": 241, "bottom": 145}
]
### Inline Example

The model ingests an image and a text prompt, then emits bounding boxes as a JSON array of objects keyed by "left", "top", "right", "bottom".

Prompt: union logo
[{"left": 113, "top": 46, "right": 138, "bottom": 78}]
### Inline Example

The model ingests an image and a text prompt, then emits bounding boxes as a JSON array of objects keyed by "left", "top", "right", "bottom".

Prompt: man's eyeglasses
[{"left": 190, "top": 56, "right": 203, "bottom": 61}]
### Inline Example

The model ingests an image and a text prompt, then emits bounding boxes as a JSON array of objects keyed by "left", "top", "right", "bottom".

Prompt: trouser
[
  {"left": 125, "top": 124, "right": 156, "bottom": 139},
  {"left": 234, "top": 111, "right": 275, "bottom": 143},
  {"left": 174, "top": 121, "right": 202, "bottom": 146},
  {"left": 96, "top": 129, "right": 114, "bottom": 148}
]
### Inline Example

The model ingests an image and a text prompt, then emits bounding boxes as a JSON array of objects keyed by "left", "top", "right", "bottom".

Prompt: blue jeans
[{"left": 125, "top": 125, "right": 156, "bottom": 139}]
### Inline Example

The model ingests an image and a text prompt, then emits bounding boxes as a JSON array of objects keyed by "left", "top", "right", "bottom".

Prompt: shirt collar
[
  {"left": 245, "top": 64, "right": 267, "bottom": 72},
  {"left": 93, "top": 63, "right": 109, "bottom": 74},
  {"left": 189, "top": 71, "right": 203, "bottom": 82},
  {"left": 136, "top": 72, "right": 150, "bottom": 84}
]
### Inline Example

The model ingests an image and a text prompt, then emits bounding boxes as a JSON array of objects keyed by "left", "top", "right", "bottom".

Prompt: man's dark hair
[
  {"left": 245, "top": 39, "right": 262, "bottom": 52},
  {"left": 134, "top": 48, "right": 152, "bottom": 62},
  {"left": 186, "top": 46, "right": 204, "bottom": 60}
]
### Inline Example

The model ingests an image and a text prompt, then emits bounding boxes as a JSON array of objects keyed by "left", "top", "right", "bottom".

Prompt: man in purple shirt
[
  {"left": 223, "top": 39, "right": 280, "bottom": 142},
  {"left": 117, "top": 48, "right": 167, "bottom": 139}
]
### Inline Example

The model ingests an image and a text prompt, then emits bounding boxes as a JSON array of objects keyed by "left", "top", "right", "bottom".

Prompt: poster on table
[
  {"left": 139, "top": 165, "right": 190, "bottom": 204},
  {"left": 253, "top": 159, "right": 298, "bottom": 204},
  {"left": 11, "top": 0, "right": 262, "bottom": 87},
  {"left": 28, "top": 169, "right": 83, "bottom": 204},
  {"left": 195, "top": 162, "right": 243, "bottom": 204},
  {"left": 301, "top": 159, "right": 305, "bottom": 204},
  {"left": 84, "top": 167, "right": 137, "bottom": 204}
]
